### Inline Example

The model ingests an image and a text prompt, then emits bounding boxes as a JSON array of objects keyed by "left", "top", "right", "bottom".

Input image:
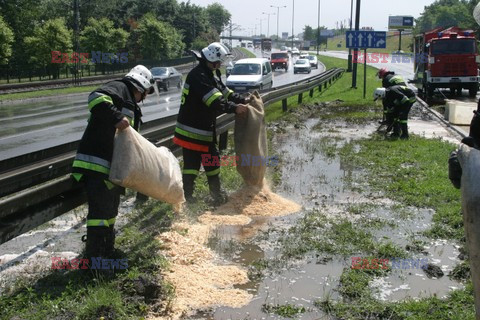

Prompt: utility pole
[
  {"left": 316, "top": 0, "right": 320, "bottom": 55},
  {"left": 351, "top": 0, "right": 361, "bottom": 88},
  {"left": 262, "top": 12, "right": 276, "bottom": 38},
  {"left": 291, "top": 0, "right": 295, "bottom": 50},
  {"left": 347, "top": 0, "right": 354, "bottom": 72},
  {"left": 271, "top": 5, "right": 286, "bottom": 41}
]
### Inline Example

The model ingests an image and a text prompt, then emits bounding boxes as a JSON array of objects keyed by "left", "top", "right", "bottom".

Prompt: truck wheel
[
  {"left": 456, "top": 88, "right": 462, "bottom": 96},
  {"left": 469, "top": 86, "right": 478, "bottom": 98},
  {"left": 427, "top": 85, "right": 434, "bottom": 97}
]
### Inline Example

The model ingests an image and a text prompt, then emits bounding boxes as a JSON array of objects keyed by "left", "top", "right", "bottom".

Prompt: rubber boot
[
  {"left": 85, "top": 227, "right": 106, "bottom": 259},
  {"left": 105, "top": 225, "right": 115, "bottom": 258},
  {"left": 183, "top": 174, "right": 197, "bottom": 203},
  {"left": 207, "top": 175, "right": 228, "bottom": 206},
  {"left": 400, "top": 123, "right": 409, "bottom": 140},
  {"left": 390, "top": 122, "right": 401, "bottom": 139}
]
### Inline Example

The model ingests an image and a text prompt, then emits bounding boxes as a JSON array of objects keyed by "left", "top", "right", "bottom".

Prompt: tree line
[{"left": 0, "top": 0, "right": 231, "bottom": 73}]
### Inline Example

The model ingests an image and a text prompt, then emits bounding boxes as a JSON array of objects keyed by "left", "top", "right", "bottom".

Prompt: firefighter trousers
[{"left": 182, "top": 144, "right": 221, "bottom": 199}]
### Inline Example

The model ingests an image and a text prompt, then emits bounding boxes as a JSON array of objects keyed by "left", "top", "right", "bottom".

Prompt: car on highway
[
  {"left": 291, "top": 47, "right": 300, "bottom": 55},
  {"left": 270, "top": 51, "right": 290, "bottom": 71},
  {"left": 293, "top": 58, "right": 311, "bottom": 74},
  {"left": 306, "top": 55, "right": 318, "bottom": 69},
  {"left": 226, "top": 61, "right": 235, "bottom": 77},
  {"left": 150, "top": 67, "right": 183, "bottom": 91},
  {"left": 226, "top": 58, "right": 273, "bottom": 92}
]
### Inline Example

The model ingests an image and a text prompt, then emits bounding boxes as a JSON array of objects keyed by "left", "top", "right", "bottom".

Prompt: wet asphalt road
[{"left": 0, "top": 49, "right": 324, "bottom": 161}]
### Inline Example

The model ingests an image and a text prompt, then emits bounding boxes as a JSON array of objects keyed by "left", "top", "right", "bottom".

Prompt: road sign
[
  {"left": 346, "top": 31, "right": 387, "bottom": 49},
  {"left": 388, "top": 16, "right": 414, "bottom": 30}
]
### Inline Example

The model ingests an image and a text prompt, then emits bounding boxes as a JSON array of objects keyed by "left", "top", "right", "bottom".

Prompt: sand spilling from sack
[
  {"left": 198, "top": 212, "right": 252, "bottom": 226},
  {"left": 154, "top": 222, "right": 251, "bottom": 319},
  {"left": 214, "top": 183, "right": 302, "bottom": 217}
]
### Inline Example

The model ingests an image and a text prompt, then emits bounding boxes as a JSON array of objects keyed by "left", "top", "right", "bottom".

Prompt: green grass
[
  {"left": 265, "top": 55, "right": 383, "bottom": 123},
  {"left": 339, "top": 135, "right": 462, "bottom": 240},
  {"left": 0, "top": 85, "right": 99, "bottom": 102},
  {"left": 238, "top": 47, "right": 256, "bottom": 58}
]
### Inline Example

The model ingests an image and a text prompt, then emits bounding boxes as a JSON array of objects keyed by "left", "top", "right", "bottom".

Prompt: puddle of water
[{"left": 195, "top": 113, "right": 464, "bottom": 319}]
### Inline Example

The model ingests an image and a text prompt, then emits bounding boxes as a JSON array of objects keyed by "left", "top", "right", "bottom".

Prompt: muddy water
[{"left": 194, "top": 113, "right": 464, "bottom": 319}]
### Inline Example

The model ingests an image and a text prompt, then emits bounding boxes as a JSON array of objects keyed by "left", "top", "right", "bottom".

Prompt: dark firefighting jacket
[
  {"left": 384, "top": 85, "right": 416, "bottom": 109},
  {"left": 72, "top": 79, "right": 142, "bottom": 181},
  {"left": 383, "top": 73, "right": 406, "bottom": 88},
  {"left": 173, "top": 59, "right": 246, "bottom": 152}
]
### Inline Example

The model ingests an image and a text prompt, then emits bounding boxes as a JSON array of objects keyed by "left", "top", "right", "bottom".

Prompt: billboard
[
  {"left": 282, "top": 32, "right": 289, "bottom": 40},
  {"left": 388, "top": 16, "right": 414, "bottom": 30}
]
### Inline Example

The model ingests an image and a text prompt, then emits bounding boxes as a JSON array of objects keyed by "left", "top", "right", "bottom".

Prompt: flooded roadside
[{"left": 181, "top": 102, "right": 466, "bottom": 319}]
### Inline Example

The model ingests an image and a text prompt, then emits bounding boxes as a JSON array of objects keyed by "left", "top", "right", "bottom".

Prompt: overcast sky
[{"left": 187, "top": 0, "right": 436, "bottom": 37}]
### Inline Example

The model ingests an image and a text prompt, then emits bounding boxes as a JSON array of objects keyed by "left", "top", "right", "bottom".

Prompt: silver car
[{"left": 293, "top": 59, "right": 311, "bottom": 74}]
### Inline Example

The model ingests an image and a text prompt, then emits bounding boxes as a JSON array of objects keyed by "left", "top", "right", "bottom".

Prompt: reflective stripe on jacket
[
  {"left": 174, "top": 60, "right": 244, "bottom": 152},
  {"left": 72, "top": 80, "right": 141, "bottom": 179}
]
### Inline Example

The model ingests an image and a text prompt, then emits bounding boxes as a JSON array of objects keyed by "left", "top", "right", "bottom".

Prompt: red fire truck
[{"left": 413, "top": 27, "right": 480, "bottom": 97}]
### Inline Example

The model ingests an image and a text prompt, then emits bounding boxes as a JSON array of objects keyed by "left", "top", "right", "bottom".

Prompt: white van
[{"left": 226, "top": 58, "right": 273, "bottom": 92}]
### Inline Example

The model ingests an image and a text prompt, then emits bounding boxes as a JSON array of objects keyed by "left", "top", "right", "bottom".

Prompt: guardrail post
[
  {"left": 282, "top": 99, "right": 287, "bottom": 112},
  {"left": 324, "top": 82, "right": 327, "bottom": 89},
  {"left": 298, "top": 92, "right": 303, "bottom": 104},
  {"left": 318, "top": 84, "right": 322, "bottom": 92},
  {"left": 219, "top": 131, "right": 228, "bottom": 151},
  {"left": 309, "top": 89, "right": 314, "bottom": 97}
]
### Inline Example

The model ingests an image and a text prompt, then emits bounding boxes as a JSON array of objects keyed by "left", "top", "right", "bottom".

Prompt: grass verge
[{"left": 0, "top": 85, "right": 99, "bottom": 102}]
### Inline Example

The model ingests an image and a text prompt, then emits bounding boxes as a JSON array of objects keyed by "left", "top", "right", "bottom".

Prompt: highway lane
[{"left": 0, "top": 51, "right": 324, "bottom": 161}]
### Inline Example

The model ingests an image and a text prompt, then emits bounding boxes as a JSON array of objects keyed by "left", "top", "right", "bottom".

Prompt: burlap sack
[
  {"left": 457, "top": 143, "right": 480, "bottom": 315},
  {"left": 109, "top": 127, "right": 185, "bottom": 205},
  {"left": 234, "top": 91, "right": 268, "bottom": 186}
]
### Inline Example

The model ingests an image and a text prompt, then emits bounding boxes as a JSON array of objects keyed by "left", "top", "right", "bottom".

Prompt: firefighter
[
  {"left": 377, "top": 68, "right": 406, "bottom": 88},
  {"left": 72, "top": 65, "right": 154, "bottom": 261},
  {"left": 374, "top": 85, "right": 416, "bottom": 139},
  {"left": 173, "top": 42, "right": 249, "bottom": 205}
]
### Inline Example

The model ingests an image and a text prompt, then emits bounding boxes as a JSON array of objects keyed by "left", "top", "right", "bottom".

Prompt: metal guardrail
[{"left": 0, "top": 67, "right": 344, "bottom": 244}]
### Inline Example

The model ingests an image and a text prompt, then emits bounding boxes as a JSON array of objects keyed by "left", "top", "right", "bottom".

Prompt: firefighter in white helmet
[
  {"left": 72, "top": 65, "right": 154, "bottom": 265},
  {"left": 374, "top": 85, "right": 416, "bottom": 139},
  {"left": 174, "top": 42, "right": 249, "bottom": 205}
]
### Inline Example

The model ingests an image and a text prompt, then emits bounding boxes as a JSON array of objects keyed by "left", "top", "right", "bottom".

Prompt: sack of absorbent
[
  {"left": 109, "top": 127, "right": 185, "bottom": 206},
  {"left": 234, "top": 91, "right": 269, "bottom": 186}
]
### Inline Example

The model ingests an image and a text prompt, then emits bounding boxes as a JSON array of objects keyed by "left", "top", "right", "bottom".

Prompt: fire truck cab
[{"left": 414, "top": 27, "right": 480, "bottom": 98}]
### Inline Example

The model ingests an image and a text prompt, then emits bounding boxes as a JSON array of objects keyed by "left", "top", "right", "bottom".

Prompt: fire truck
[{"left": 413, "top": 27, "right": 480, "bottom": 98}]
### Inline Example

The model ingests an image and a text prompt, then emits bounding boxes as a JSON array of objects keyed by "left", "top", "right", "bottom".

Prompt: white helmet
[
  {"left": 201, "top": 42, "right": 231, "bottom": 63},
  {"left": 373, "top": 87, "right": 386, "bottom": 101},
  {"left": 125, "top": 65, "right": 154, "bottom": 94}
]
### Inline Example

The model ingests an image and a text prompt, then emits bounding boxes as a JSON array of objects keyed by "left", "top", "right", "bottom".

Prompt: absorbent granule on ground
[
  {"left": 155, "top": 222, "right": 251, "bottom": 319},
  {"left": 214, "top": 184, "right": 302, "bottom": 217}
]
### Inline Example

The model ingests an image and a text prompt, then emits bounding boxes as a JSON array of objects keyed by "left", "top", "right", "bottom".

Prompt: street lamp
[
  {"left": 256, "top": 18, "right": 265, "bottom": 37},
  {"left": 316, "top": 0, "right": 320, "bottom": 55},
  {"left": 262, "top": 12, "right": 276, "bottom": 37},
  {"left": 347, "top": 0, "right": 354, "bottom": 72},
  {"left": 270, "top": 5, "right": 286, "bottom": 40},
  {"left": 291, "top": 0, "right": 295, "bottom": 50}
]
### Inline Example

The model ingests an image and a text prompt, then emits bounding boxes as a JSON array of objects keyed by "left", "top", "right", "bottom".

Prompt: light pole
[
  {"left": 291, "top": 0, "right": 295, "bottom": 50},
  {"left": 316, "top": 0, "right": 320, "bottom": 55},
  {"left": 262, "top": 12, "right": 276, "bottom": 37},
  {"left": 347, "top": 0, "right": 354, "bottom": 72},
  {"left": 270, "top": 5, "right": 286, "bottom": 40},
  {"left": 257, "top": 18, "right": 265, "bottom": 37}
]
